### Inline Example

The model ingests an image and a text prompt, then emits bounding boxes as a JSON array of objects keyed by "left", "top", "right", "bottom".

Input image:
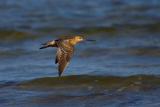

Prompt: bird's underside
[{"left": 40, "top": 39, "right": 74, "bottom": 77}]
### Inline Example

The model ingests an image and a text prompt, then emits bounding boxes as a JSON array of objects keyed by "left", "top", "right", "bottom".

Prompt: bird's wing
[
  {"left": 55, "top": 41, "right": 74, "bottom": 77},
  {"left": 40, "top": 40, "right": 57, "bottom": 49}
]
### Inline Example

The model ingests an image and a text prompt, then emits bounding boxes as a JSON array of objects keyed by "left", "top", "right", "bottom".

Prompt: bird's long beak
[{"left": 85, "top": 39, "right": 96, "bottom": 42}]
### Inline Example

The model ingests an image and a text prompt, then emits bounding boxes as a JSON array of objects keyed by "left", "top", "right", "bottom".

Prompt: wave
[{"left": 16, "top": 75, "right": 160, "bottom": 91}]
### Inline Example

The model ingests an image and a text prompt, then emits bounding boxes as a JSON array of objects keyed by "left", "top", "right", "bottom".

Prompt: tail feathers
[{"left": 39, "top": 40, "right": 56, "bottom": 49}]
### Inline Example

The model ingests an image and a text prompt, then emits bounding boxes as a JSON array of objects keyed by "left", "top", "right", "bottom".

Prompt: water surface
[{"left": 0, "top": 0, "right": 160, "bottom": 107}]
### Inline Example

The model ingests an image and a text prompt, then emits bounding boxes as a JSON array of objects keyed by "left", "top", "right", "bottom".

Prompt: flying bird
[{"left": 40, "top": 36, "right": 94, "bottom": 77}]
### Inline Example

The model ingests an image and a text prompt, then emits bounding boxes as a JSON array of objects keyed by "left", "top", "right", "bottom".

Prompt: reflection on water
[{"left": 0, "top": 0, "right": 160, "bottom": 107}]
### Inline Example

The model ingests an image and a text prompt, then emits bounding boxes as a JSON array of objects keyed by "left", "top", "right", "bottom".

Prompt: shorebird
[{"left": 40, "top": 36, "right": 94, "bottom": 77}]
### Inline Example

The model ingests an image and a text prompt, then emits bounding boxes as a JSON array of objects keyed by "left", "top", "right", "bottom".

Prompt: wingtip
[
  {"left": 39, "top": 45, "right": 49, "bottom": 49},
  {"left": 58, "top": 71, "right": 62, "bottom": 77},
  {"left": 39, "top": 47, "right": 45, "bottom": 49}
]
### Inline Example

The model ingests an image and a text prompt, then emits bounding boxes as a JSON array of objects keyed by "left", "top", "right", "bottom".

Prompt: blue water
[{"left": 0, "top": 0, "right": 160, "bottom": 107}]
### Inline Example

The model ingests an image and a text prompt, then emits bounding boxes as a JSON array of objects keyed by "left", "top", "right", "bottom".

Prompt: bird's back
[{"left": 56, "top": 38, "right": 74, "bottom": 52}]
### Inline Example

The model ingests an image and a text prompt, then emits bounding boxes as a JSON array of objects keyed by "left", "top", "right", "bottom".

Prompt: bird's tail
[{"left": 40, "top": 40, "right": 56, "bottom": 49}]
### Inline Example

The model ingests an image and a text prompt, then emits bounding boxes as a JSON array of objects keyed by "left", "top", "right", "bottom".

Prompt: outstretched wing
[{"left": 55, "top": 42, "right": 74, "bottom": 77}]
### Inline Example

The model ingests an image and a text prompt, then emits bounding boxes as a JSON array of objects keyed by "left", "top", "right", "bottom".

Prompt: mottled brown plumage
[{"left": 40, "top": 36, "right": 84, "bottom": 77}]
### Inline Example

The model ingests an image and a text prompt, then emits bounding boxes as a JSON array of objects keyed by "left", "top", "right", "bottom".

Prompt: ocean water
[{"left": 0, "top": 0, "right": 160, "bottom": 107}]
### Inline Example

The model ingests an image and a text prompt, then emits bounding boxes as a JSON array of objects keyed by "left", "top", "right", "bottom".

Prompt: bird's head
[
  {"left": 74, "top": 36, "right": 84, "bottom": 43},
  {"left": 69, "top": 36, "right": 84, "bottom": 45},
  {"left": 69, "top": 35, "right": 95, "bottom": 45}
]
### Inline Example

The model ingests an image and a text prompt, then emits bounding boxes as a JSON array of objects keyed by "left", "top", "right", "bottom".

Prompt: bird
[{"left": 40, "top": 35, "right": 94, "bottom": 77}]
